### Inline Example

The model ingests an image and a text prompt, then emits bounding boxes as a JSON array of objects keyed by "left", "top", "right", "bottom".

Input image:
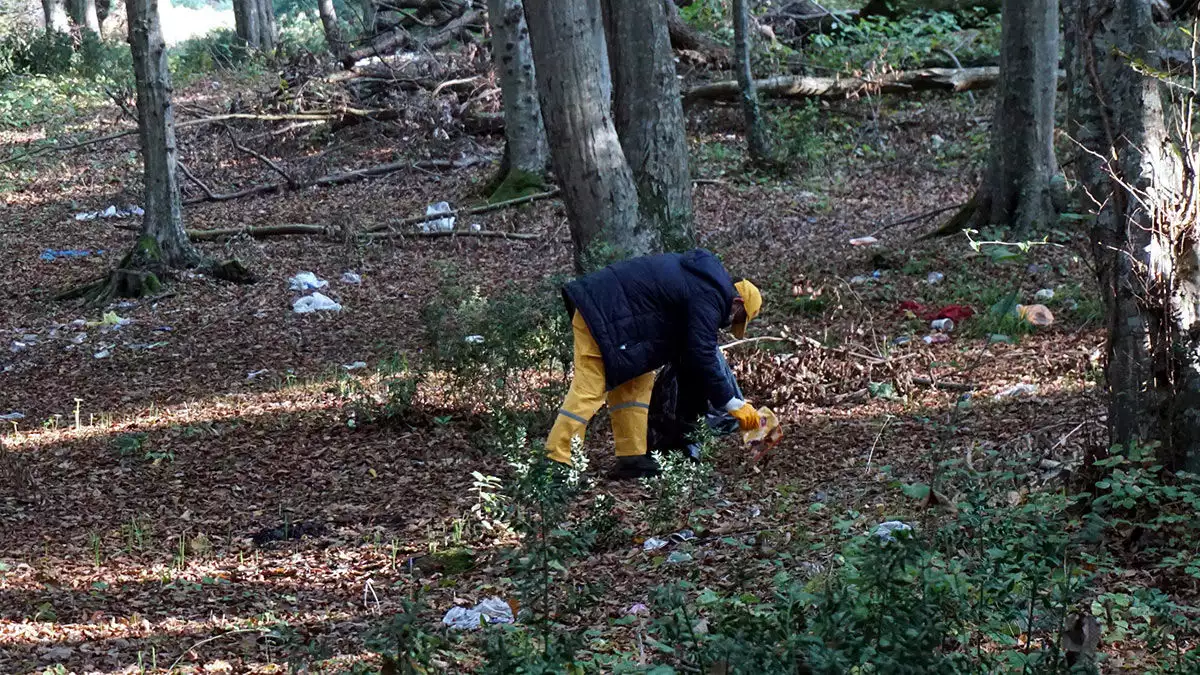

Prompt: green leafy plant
[
  {"left": 419, "top": 270, "right": 571, "bottom": 435},
  {"left": 363, "top": 592, "right": 444, "bottom": 675}
]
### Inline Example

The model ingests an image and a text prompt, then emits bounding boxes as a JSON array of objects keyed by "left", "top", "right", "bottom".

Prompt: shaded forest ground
[{"left": 0, "top": 57, "right": 1139, "bottom": 672}]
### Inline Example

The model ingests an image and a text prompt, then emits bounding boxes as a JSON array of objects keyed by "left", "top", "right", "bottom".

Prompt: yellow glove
[{"left": 730, "top": 402, "right": 762, "bottom": 432}]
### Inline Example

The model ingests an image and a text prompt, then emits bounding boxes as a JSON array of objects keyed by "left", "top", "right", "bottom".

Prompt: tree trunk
[
  {"left": 1073, "top": 0, "right": 1200, "bottom": 469},
  {"left": 603, "top": 0, "right": 695, "bottom": 250},
  {"left": 362, "top": 0, "right": 378, "bottom": 37},
  {"left": 524, "top": 0, "right": 642, "bottom": 272},
  {"left": 317, "top": 0, "right": 347, "bottom": 60},
  {"left": 486, "top": 0, "right": 549, "bottom": 201},
  {"left": 43, "top": 0, "right": 70, "bottom": 33},
  {"left": 126, "top": 0, "right": 201, "bottom": 268},
  {"left": 972, "top": 0, "right": 1060, "bottom": 233},
  {"left": 732, "top": 0, "right": 773, "bottom": 165},
  {"left": 72, "top": 0, "right": 101, "bottom": 32},
  {"left": 235, "top": 0, "right": 276, "bottom": 51},
  {"left": 258, "top": 0, "right": 277, "bottom": 51}
]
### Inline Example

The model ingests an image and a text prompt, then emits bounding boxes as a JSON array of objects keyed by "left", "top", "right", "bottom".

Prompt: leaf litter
[{"left": 0, "top": 73, "right": 1130, "bottom": 672}]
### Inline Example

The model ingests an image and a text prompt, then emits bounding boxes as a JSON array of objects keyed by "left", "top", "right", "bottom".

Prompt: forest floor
[{"left": 0, "top": 65, "right": 1115, "bottom": 673}]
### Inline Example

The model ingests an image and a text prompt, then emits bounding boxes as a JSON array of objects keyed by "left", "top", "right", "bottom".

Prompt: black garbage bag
[{"left": 648, "top": 350, "right": 743, "bottom": 457}]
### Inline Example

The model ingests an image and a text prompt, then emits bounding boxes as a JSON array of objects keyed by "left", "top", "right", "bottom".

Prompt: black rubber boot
[{"left": 607, "top": 454, "right": 660, "bottom": 480}]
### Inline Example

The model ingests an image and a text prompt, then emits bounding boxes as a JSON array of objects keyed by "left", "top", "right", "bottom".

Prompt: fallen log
[
  {"left": 188, "top": 224, "right": 335, "bottom": 241},
  {"left": 684, "top": 67, "right": 1003, "bottom": 103},
  {"left": 663, "top": 0, "right": 729, "bottom": 65},
  {"left": 344, "top": 8, "right": 483, "bottom": 68}
]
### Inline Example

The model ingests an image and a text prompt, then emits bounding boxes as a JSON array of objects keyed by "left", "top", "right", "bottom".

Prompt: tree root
[
  {"left": 916, "top": 193, "right": 979, "bottom": 241},
  {"left": 56, "top": 235, "right": 256, "bottom": 306}
]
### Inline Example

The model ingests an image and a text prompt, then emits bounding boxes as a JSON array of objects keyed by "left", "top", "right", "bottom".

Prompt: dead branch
[
  {"left": 0, "top": 111, "right": 373, "bottom": 166},
  {"left": 363, "top": 229, "right": 545, "bottom": 240},
  {"left": 178, "top": 160, "right": 219, "bottom": 200},
  {"left": 223, "top": 125, "right": 297, "bottom": 187},
  {"left": 344, "top": 8, "right": 483, "bottom": 67},
  {"left": 684, "top": 67, "right": 1005, "bottom": 104},
  {"left": 431, "top": 75, "right": 482, "bottom": 98},
  {"left": 188, "top": 224, "right": 336, "bottom": 242},
  {"left": 911, "top": 377, "right": 978, "bottom": 392},
  {"left": 188, "top": 224, "right": 549, "bottom": 242},
  {"left": 363, "top": 188, "right": 562, "bottom": 233},
  {"left": 868, "top": 202, "right": 967, "bottom": 236},
  {"left": 181, "top": 157, "right": 487, "bottom": 205}
]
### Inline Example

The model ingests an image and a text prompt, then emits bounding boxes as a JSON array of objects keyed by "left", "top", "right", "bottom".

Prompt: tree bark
[
  {"left": 662, "top": 0, "right": 730, "bottom": 64},
  {"left": 317, "top": 0, "right": 347, "bottom": 61},
  {"left": 970, "top": 0, "right": 1060, "bottom": 233},
  {"left": 362, "top": 0, "right": 378, "bottom": 36},
  {"left": 684, "top": 67, "right": 1010, "bottom": 103},
  {"left": 486, "top": 0, "right": 549, "bottom": 200},
  {"left": 524, "top": 0, "right": 642, "bottom": 272},
  {"left": 603, "top": 0, "right": 695, "bottom": 250},
  {"left": 1072, "top": 0, "right": 1200, "bottom": 469},
  {"left": 72, "top": 0, "right": 101, "bottom": 33},
  {"left": 126, "top": 0, "right": 201, "bottom": 268},
  {"left": 344, "top": 8, "right": 481, "bottom": 66},
  {"left": 732, "top": 0, "right": 772, "bottom": 165},
  {"left": 234, "top": 0, "right": 277, "bottom": 51},
  {"left": 43, "top": 0, "right": 70, "bottom": 33}
]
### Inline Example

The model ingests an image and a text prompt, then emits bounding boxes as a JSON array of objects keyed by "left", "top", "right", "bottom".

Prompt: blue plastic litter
[{"left": 41, "top": 249, "right": 104, "bottom": 261}]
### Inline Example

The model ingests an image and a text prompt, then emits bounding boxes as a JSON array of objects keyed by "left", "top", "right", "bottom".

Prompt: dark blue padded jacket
[{"left": 562, "top": 249, "right": 737, "bottom": 408}]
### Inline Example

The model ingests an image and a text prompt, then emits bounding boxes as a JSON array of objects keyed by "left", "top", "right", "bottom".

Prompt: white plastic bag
[
  {"left": 289, "top": 272, "right": 328, "bottom": 291},
  {"left": 421, "top": 201, "right": 456, "bottom": 233},
  {"left": 442, "top": 597, "right": 514, "bottom": 630},
  {"left": 293, "top": 292, "right": 342, "bottom": 313}
]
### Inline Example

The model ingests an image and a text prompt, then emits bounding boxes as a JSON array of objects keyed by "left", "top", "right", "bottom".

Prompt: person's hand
[{"left": 730, "top": 402, "right": 762, "bottom": 432}]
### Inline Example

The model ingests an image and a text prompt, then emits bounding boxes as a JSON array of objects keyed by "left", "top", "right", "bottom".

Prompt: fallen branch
[
  {"left": 911, "top": 377, "right": 978, "bottom": 392},
  {"left": 188, "top": 223, "right": 551, "bottom": 242},
  {"left": 363, "top": 188, "right": 562, "bottom": 233},
  {"left": 181, "top": 157, "right": 486, "bottom": 205},
  {"left": 363, "top": 229, "right": 545, "bottom": 240},
  {"left": 431, "top": 75, "right": 482, "bottom": 98},
  {"left": 868, "top": 202, "right": 967, "bottom": 236},
  {"left": 685, "top": 67, "right": 1004, "bottom": 103},
  {"left": 344, "top": 8, "right": 483, "bottom": 67},
  {"left": 223, "top": 125, "right": 297, "bottom": 187},
  {"left": 178, "top": 160, "right": 220, "bottom": 201},
  {"left": 187, "top": 224, "right": 336, "bottom": 241},
  {"left": 1, "top": 111, "right": 379, "bottom": 166}
]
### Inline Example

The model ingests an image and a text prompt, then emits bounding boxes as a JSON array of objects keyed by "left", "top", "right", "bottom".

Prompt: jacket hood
[{"left": 680, "top": 249, "right": 735, "bottom": 327}]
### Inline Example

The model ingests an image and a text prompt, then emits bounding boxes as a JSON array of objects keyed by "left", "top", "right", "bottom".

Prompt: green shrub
[
  {"left": 170, "top": 28, "right": 255, "bottom": 77},
  {"left": 809, "top": 10, "right": 1000, "bottom": 72},
  {"left": 419, "top": 269, "right": 571, "bottom": 433}
]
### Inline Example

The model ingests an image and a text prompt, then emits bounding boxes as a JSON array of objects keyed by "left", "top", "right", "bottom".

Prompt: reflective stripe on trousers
[{"left": 546, "top": 312, "right": 655, "bottom": 464}]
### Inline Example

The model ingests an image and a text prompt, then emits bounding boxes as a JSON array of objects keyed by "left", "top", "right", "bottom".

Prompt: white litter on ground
[
  {"left": 293, "top": 293, "right": 342, "bottom": 313},
  {"left": 442, "top": 597, "right": 514, "bottom": 630}
]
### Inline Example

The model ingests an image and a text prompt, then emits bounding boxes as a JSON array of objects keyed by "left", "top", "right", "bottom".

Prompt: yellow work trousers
[{"left": 546, "top": 312, "right": 655, "bottom": 465}]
